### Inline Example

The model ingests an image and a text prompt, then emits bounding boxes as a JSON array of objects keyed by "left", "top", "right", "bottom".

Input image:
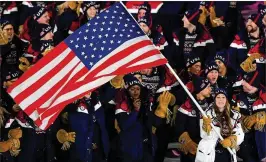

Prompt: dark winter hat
[
  {"left": 248, "top": 13, "right": 262, "bottom": 27},
  {"left": 34, "top": 2, "right": 48, "bottom": 8},
  {"left": 138, "top": 14, "right": 152, "bottom": 29},
  {"left": 40, "top": 40, "right": 54, "bottom": 53},
  {"left": 193, "top": 77, "right": 210, "bottom": 94},
  {"left": 199, "top": 1, "right": 214, "bottom": 8},
  {"left": 199, "top": 1, "right": 206, "bottom": 6},
  {"left": 258, "top": 4, "right": 266, "bottom": 17},
  {"left": 156, "top": 66, "right": 178, "bottom": 93},
  {"left": 1, "top": 20, "right": 13, "bottom": 30},
  {"left": 82, "top": 1, "right": 99, "bottom": 13},
  {"left": 215, "top": 88, "right": 228, "bottom": 98},
  {"left": 186, "top": 53, "right": 201, "bottom": 68},
  {"left": 214, "top": 50, "right": 228, "bottom": 65},
  {"left": 124, "top": 75, "right": 142, "bottom": 89},
  {"left": 21, "top": 53, "right": 35, "bottom": 64},
  {"left": 1, "top": 67, "right": 21, "bottom": 82},
  {"left": 243, "top": 71, "right": 261, "bottom": 89},
  {"left": 0, "top": 20, "right": 12, "bottom": 30},
  {"left": 138, "top": 2, "right": 151, "bottom": 15},
  {"left": 205, "top": 61, "right": 219, "bottom": 75},
  {"left": 32, "top": 24, "right": 52, "bottom": 40},
  {"left": 33, "top": 7, "right": 48, "bottom": 21},
  {"left": 184, "top": 9, "right": 202, "bottom": 25},
  {"left": 155, "top": 24, "right": 163, "bottom": 33},
  {"left": 153, "top": 32, "right": 167, "bottom": 49}
]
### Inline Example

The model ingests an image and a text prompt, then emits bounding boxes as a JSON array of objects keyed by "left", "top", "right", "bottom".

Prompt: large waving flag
[{"left": 7, "top": 2, "right": 167, "bottom": 130}]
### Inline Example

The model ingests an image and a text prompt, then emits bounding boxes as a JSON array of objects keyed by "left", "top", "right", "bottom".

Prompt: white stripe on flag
[
  {"left": 39, "top": 111, "right": 58, "bottom": 130},
  {"left": 29, "top": 110, "right": 40, "bottom": 121},
  {"left": 95, "top": 45, "right": 155, "bottom": 77},
  {"left": 9, "top": 48, "right": 71, "bottom": 98},
  {"left": 19, "top": 56, "right": 80, "bottom": 109}
]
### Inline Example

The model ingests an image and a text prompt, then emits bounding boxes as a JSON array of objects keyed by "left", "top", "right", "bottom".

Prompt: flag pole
[
  {"left": 165, "top": 63, "right": 236, "bottom": 159},
  {"left": 119, "top": 1, "right": 236, "bottom": 159}
]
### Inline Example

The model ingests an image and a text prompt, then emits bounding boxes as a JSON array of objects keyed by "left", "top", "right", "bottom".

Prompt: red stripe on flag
[
  {"left": 8, "top": 42, "right": 68, "bottom": 93},
  {"left": 37, "top": 86, "right": 99, "bottom": 121},
  {"left": 36, "top": 66, "right": 90, "bottom": 113},
  {"left": 13, "top": 51, "right": 76, "bottom": 104},
  {"left": 34, "top": 118, "right": 42, "bottom": 127},
  {"left": 31, "top": 65, "right": 91, "bottom": 115},
  {"left": 39, "top": 84, "right": 105, "bottom": 121},
  {"left": 22, "top": 54, "right": 82, "bottom": 115}
]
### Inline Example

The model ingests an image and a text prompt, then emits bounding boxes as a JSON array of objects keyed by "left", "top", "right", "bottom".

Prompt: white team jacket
[{"left": 195, "top": 105, "right": 244, "bottom": 162}]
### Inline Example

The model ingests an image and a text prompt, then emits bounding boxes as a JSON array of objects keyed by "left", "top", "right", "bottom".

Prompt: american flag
[{"left": 7, "top": 2, "right": 167, "bottom": 130}]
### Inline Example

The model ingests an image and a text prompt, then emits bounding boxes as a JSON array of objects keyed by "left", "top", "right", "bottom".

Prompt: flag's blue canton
[{"left": 64, "top": 2, "right": 145, "bottom": 69}]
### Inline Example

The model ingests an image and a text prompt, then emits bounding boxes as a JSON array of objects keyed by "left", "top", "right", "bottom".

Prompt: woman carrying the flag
[{"left": 196, "top": 89, "right": 244, "bottom": 162}]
